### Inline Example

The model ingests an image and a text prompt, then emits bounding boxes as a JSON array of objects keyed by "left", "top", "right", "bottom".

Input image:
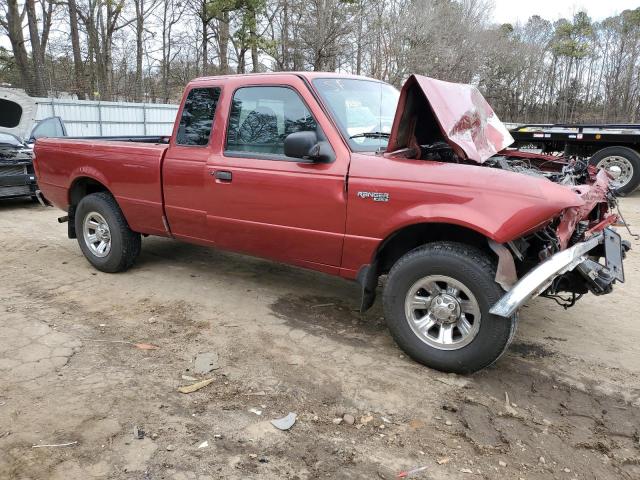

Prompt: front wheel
[
  {"left": 75, "top": 192, "right": 141, "bottom": 273},
  {"left": 383, "top": 242, "right": 517, "bottom": 374}
]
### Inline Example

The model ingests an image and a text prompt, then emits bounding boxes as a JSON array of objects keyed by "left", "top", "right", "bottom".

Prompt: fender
[
  {"left": 66, "top": 172, "right": 113, "bottom": 239},
  {"left": 68, "top": 168, "right": 112, "bottom": 205},
  {"left": 354, "top": 220, "right": 492, "bottom": 312}
]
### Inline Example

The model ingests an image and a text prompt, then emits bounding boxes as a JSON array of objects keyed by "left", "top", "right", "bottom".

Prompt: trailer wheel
[
  {"left": 75, "top": 192, "right": 141, "bottom": 272},
  {"left": 383, "top": 242, "right": 517, "bottom": 374},
  {"left": 589, "top": 146, "right": 640, "bottom": 195}
]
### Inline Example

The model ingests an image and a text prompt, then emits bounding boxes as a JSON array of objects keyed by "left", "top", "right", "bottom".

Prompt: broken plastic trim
[
  {"left": 488, "top": 239, "right": 517, "bottom": 291},
  {"left": 489, "top": 234, "right": 603, "bottom": 318}
]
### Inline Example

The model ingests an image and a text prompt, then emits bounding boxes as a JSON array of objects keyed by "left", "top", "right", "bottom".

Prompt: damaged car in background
[
  {"left": 33, "top": 72, "right": 632, "bottom": 374},
  {"left": 0, "top": 88, "right": 66, "bottom": 200}
]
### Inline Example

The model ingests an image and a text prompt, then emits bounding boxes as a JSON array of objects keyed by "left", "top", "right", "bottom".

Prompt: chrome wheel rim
[
  {"left": 596, "top": 155, "right": 633, "bottom": 189},
  {"left": 83, "top": 212, "right": 111, "bottom": 258},
  {"left": 404, "top": 275, "right": 481, "bottom": 351}
]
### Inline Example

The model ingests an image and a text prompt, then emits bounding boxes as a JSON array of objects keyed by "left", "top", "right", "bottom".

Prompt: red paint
[
  {"left": 585, "top": 214, "right": 618, "bottom": 238},
  {"left": 33, "top": 73, "right": 608, "bottom": 281},
  {"left": 387, "top": 75, "right": 514, "bottom": 162},
  {"left": 556, "top": 169, "right": 611, "bottom": 248}
]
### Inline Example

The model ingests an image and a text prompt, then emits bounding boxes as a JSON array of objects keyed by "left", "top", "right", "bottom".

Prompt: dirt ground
[{"left": 1, "top": 192, "right": 639, "bottom": 480}]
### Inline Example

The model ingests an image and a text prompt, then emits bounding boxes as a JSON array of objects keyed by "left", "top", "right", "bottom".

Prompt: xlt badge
[{"left": 357, "top": 191, "right": 390, "bottom": 202}]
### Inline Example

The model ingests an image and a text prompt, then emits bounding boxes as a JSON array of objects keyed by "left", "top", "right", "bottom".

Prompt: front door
[
  {"left": 205, "top": 80, "right": 349, "bottom": 272},
  {"left": 163, "top": 86, "right": 222, "bottom": 242}
]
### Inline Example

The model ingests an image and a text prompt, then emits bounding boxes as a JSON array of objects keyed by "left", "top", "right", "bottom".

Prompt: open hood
[
  {"left": 386, "top": 75, "right": 514, "bottom": 163},
  {"left": 0, "top": 87, "right": 37, "bottom": 141}
]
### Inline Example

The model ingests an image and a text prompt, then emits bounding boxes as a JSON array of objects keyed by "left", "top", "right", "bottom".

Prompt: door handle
[{"left": 212, "top": 170, "right": 232, "bottom": 182}]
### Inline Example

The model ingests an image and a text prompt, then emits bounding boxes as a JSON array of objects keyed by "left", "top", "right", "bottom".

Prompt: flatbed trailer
[{"left": 510, "top": 123, "right": 640, "bottom": 194}]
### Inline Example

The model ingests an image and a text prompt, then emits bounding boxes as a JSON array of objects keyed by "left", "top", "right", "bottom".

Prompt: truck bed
[{"left": 34, "top": 138, "right": 169, "bottom": 236}]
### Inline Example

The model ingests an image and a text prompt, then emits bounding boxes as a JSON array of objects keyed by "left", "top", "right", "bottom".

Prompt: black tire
[
  {"left": 588, "top": 146, "right": 640, "bottom": 196},
  {"left": 75, "top": 192, "right": 141, "bottom": 273},
  {"left": 383, "top": 242, "right": 517, "bottom": 374}
]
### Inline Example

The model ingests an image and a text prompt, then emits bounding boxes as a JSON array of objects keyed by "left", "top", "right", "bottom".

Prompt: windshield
[
  {"left": 312, "top": 78, "right": 399, "bottom": 152},
  {"left": 0, "top": 132, "right": 23, "bottom": 147}
]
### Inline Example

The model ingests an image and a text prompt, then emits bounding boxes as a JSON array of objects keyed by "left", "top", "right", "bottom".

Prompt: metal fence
[{"left": 34, "top": 98, "right": 179, "bottom": 137}]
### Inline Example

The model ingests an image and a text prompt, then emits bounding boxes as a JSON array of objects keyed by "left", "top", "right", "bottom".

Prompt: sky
[{"left": 492, "top": 0, "right": 637, "bottom": 25}]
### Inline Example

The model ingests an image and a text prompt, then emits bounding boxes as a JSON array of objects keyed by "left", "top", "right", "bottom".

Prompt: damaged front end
[
  {"left": 385, "top": 74, "right": 631, "bottom": 316},
  {"left": 490, "top": 168, "right": 630, "bottom": 317}
]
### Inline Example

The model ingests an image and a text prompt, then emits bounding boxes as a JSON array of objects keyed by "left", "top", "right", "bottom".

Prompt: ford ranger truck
[{"left": 33, "top": 73, "right": 630, "bottom": 374}]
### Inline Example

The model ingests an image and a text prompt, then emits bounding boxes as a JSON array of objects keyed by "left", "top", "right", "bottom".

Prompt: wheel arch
[
  {"left": 67, "top": 176, "right": 113, "bottom": 239},
  {"left": 357, "top": 222, "right": 497, "bottom": 312},
  {"left": 68, "top": 176, "right": 111, "bottom": 206},
  {"left": 374, "top": 222, "right": 493, "bottom": 275}
]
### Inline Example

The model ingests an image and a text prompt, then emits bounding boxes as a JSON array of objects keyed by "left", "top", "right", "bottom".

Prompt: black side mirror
[
  {"left": 284, "top": 131, "right": 318, "bottom": 160},
  {"left": 283, "top": 131, "right": 334, "bottom": 163}
]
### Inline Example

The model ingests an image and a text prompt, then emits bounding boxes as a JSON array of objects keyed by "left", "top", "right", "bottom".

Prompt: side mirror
[
  {"left": 284, "top": 131, "right": 334, "bottom": 163},
  {"left": 284, "top": 131, "right": 317, "bottom": 159}
]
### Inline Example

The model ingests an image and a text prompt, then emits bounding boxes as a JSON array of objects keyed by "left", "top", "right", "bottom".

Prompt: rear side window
[
  {"left": 225, "top": 86, "right": 317, "bottom": 156},
  {"left": 176, "top": 87, "right": 221, "bottom": 146}
]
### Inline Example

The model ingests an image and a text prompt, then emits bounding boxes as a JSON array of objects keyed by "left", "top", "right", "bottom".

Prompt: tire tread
[
  {"left": 383, "top": 241, "right": 517, "bottom": 373},
  {"left": 75, "top": 192, "right": 141, "bottom": 272}
]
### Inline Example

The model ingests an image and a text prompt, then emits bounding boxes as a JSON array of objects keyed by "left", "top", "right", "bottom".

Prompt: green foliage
[
  {"left": 621, "top": 7, "right": 640, "bottom": 35},
  {"left": 551, "top": 12, "right": 593, "bottom": 59},
  {"left": 0, "top": 47, "right": 19, "bottom": 86},
  {"left": 207, "top": 0, "right": 267, "bottom": 51},
  {"left": 499, "top": 23, "right": 514, "bottom": 35}
]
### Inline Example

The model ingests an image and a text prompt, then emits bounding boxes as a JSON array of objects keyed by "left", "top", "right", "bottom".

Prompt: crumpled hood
[
  {"left": 0, "top": 87, "right": 37, "bottom": 141},
  {"left": 386, "top": 75, "right": 514, "bottom": 163}
]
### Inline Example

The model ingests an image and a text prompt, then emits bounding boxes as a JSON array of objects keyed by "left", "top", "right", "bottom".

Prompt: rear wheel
[
  {"left": 589, "top": 146, "right": 640, "bottom": 195},
  {"left": 383, "top": 242, "right": 517, "bottom": 374},
  {"left": 75, "top": 192, "right": 141, "bottom": 272}
]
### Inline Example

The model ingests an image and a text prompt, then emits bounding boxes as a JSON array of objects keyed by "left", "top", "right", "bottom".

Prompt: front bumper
[
  {"left": 490, "top": 233, "right": 604, "bottom": 317},
  {"left": 34, "top": 189, "right": 51, "bottom": 207},
  {"left": 0, "top": 163, "right": 37, "bottom": 199}
]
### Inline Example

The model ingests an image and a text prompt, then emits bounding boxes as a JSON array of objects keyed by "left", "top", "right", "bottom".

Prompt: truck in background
[{"left": 510, "top": 123, "right": 640, "bottom": 195}]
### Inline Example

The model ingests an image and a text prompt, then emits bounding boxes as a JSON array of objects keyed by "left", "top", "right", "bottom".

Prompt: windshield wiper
[{"left": 349, "top": 131, "right": 390, "bottom": 139}]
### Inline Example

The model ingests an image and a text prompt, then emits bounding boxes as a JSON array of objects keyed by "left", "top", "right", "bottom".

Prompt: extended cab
[{"left": 33, "top": 73, "right": 630, "bottom": 373}]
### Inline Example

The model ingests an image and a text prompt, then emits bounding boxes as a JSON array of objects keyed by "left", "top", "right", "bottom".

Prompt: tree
[{"left": 67, "top": 0, "right": 87, "bottom": 99}]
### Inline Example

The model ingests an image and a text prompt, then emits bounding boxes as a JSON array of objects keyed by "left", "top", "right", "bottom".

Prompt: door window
[
  {"left": 176, "top": 87, "right": 221, "bottom": 146},
  {"left": 225, "top": 86, "right": 317, "bottom": 156},
  {"left": 30, "top": 117, "right": 66, "bottom": 140}
]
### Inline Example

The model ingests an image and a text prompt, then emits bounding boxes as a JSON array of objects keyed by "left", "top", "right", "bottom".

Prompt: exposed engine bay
[
  {"left": 419, "top": 141, "right": 592, "bottom": 186},
  {"left": 415, "top": 142, "right": 631, "bottom": 308},
  {"left": 485, "top": 154, "right": 590, "bottom": 186},
  {"left": 403, "top": 141, "right": 630, "bottom": 314}
]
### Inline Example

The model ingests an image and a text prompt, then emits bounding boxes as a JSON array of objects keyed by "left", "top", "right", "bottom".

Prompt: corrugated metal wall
[{"left": 34, "top": 98, "right": 179, "bottom": 137}]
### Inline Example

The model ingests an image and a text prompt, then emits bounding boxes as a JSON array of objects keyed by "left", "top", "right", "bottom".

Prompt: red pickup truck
[{"left": 33, "top": 72, "right": 629, "bottom": 373}]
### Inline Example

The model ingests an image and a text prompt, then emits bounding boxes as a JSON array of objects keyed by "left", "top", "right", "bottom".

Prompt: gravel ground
[{"left": 1, "top": 192, "right": 639, "bottom": 480}]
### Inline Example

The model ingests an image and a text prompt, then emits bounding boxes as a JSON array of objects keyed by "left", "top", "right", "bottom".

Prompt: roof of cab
[{"left": 188, "top": 71, "right": 389, "bottom": 85}]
